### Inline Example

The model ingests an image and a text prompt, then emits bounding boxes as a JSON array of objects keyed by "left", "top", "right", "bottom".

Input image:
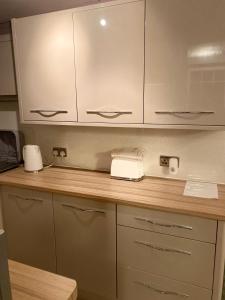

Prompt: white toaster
[{"left": 110, "top": 148, "right": 144, "bottom": 181}]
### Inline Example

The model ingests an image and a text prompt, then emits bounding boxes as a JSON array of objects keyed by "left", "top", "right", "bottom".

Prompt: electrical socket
[
  {"left": 52, "top": 147, "right": 67, "bottom": 158},
  {"left": 160, "top": 156, "right": 180, "bottom": 167}
]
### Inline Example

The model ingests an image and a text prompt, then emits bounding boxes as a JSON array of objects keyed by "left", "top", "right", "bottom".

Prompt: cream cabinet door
[
  {"left": 1, "top": 187, "right": 56, "bottom": 272},
  {"left": 0, "top": 35, "right": 16, "bottom": 95},
  {"left": 145, "top": 0, "right": 225, "bottom": 125},
  {"left": 12, "top": 11, "right": 77, "bottom": 122},
  {"left": 74, "top": 0, "right": 144, "bottom": 124},
  {"left": 53, "top": 194, "right": 116, "bottom": 300}
]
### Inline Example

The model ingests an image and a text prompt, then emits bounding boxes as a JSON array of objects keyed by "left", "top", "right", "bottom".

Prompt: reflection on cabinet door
[
  {"left": 118, "top": 267, "right": 212, "bottom": 300},
  {"left": 144, "top": 0, "right": 225, "bottom": 125},
  {"left": 2, "top": 187, "right": 56, "bottom": 272},
  {"left": 0, "top": 35, "right": 16, "bottom": 95},
  {"left": 12, "top": 11, "right": 77, "bottom": 122},
  {"left": 74, "top": 0, "right": 144, "bottom": 124},
  {"left": 53, "top": 194, "right": 116, "bottom": 300}
]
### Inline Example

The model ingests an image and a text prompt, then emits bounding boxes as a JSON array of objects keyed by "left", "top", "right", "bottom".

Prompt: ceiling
[{"left": 0, "top": 0, "right": 110, "bottom": 23}]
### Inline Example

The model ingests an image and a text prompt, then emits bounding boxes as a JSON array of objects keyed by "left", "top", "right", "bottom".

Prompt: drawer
[
  {"left": 117, "top": 205, "right": 217, "bottom": 243},
  {"left": 118, "top": 266, "right": 212, "bottom": 300},
  {"left": 118, "top": 226, "right": 215, "bottom": 289}
]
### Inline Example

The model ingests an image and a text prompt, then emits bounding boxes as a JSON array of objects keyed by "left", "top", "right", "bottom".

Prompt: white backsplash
[{"left": 21, "top": 125, "right": 225, "bottom": 184}]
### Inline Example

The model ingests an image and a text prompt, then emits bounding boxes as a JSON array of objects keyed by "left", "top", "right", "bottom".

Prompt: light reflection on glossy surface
[
  {"left": 100, "top": 18, "right": 107, "bottom": 27},
  {"left": 145, "top": 0, "right": 225, "bottom": 125}
]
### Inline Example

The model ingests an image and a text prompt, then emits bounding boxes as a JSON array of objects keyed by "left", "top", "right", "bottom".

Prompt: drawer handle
[
  {"left": 134, "top": 217, "right": 193, "bottom": 231},
  {"left": 62, "top": 203, "right": 105, "bottom": 214},
  {"left": 155, "top": 111, "right": 214, "bottom": 115},
  {"left": 134, "top": 240, "right": 192, "bottom": 256},
  {"left": 134, "top": 281, "right": 189, "bottom": 298},
  {"left": 86, "top": 110, "right": 132, "bottom": 119},
  {"left": 30, "top": 110, "right": 68, "bottom": 118},
  {"left": 10, "top": 194, "right": 43, "bottom": 202}
]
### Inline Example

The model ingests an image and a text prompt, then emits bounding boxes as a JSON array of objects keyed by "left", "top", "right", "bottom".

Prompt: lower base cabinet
[
  {"left": 1, "top": 186, "right": 221, "bottom": 300},
  {"left": 53, "top": 194, "right": 116, "bottom": 300},
  {"left": 118, "top": 267, "right": 212, "bottom": 300},
  {"left": 1, "top": 186, "right": 56, "bottom": 272}
]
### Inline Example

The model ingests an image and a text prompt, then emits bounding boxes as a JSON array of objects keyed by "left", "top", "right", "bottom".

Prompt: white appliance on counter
[
  {"left": 23, "top": 145, "right": 43, "bottom": 173},
  {"left": 111, "top": 148, "right": 144, "bottom": 181}
]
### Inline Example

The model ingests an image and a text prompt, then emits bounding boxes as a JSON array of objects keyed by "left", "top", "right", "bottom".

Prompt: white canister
[{"left": 23, "top": 145, "right": 43, "bottom": 172}]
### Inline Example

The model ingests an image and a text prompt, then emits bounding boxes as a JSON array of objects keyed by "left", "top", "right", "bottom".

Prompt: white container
[
  {"left": 111, "top": 148, "right": 144, "bottom": 181},
  {"left": 23, "top": 145, "right": 43, "bottom": 173}
]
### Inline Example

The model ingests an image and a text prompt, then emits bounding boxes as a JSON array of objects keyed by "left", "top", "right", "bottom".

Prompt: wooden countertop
[
  {"left": 1, "top": 167, "right": 225, "bottom": 220},
  {"left": 9, "top": 260, "right": 77, "bottom": 300}
]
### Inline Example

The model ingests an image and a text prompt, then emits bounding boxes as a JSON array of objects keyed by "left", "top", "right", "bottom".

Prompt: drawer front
[
  {"left": 118, "top": 226, "right": 215, "bottom": 289},
  {"left": 117, "top": 205, "right": 217, "bottom": 243},
  {"left": 118, "top": 267, "right": 212, "bottom": 300}
]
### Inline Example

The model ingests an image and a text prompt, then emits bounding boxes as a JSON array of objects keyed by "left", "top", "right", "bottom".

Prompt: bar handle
[
  {"left": 134, "top": 240, "right": 192, "bottom": 256},
  {"left": 134, "top": 281, "right": 189, "bottom": 298},
  {"left": 86, "top": 110, "right": 132, "bottom": 119},
  {"left": 155, "top": 111, "right": 214, "bottom": 115},
  {"left": 134, "top": 216, "right": 193, "bottom": 231},
  {"left": 30, "top": 110, "right": 68, "bottom": 118},
  {"left": 62, "top": 203, "right": 105, "bottom": 214},
  {"left": 10, "top": 194, "right": 43, "bottom": 202}
]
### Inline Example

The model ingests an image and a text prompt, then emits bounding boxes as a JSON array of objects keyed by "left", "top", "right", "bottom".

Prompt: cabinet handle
[
  {"left": 155, "top": 111, "right": 214, "bottom": 115},
  {"left": 134, "top": 217, "right": 193, "bottom": 231},
  {"left": 134, "top": 281, "right": 189, "bottom": 298},
  {"left": 62, "top": 203, "right": 105, "bottom": 214},
  {"left": 134, "top": 240, "right": 192, "bottom": 256},
  {"left": 10, "top": 194, "right": 43, "bottom": 202},
  {"left": 86, "top": 110, "right": 132, "bottom": 119},
  {"left": 30, "top": 110, "right": 68, "bottom": 118}
]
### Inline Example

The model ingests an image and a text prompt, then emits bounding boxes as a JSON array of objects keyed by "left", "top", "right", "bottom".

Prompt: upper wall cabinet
[
  {"left": 74, "top": 0, "right": 145, "bottom": 124},
  {"left": 0, "top": 34, "right": 17, "bottom": 95},
  {"left": 12, "top": 11, "right": 77, "bottom": 123},
  {"left": 144, "top": 0, "right": 225, "bottom": 126}
]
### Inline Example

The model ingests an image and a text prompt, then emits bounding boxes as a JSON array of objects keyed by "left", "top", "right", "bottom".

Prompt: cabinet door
[
  {"left": 74, "top": 1, "right": 144, "bottom": 124},
  {"left": 0, "top": 35, "right": 16, "bottom": 95},
  {"left": 12, "top": 11, "right": 77, "bottom": 122},
  {"left": 53, "top": 194, "right": 116, "bottom": 300},
  {"left": 145, "top": 0, "right": 225, "bottom": 125},
  {"left": 1, "top": 187, "right": 56, "bottom": 272}
]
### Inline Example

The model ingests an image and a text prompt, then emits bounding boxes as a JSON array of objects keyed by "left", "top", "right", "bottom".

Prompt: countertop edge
[{"left": 0, "top": 176, "right": 224, "bottom": 221}]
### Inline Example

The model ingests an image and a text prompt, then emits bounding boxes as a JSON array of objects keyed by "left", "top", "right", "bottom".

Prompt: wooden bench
[
  {"left": 0, "top": 230, "right": 12, "bottom": 300},
  {"left": 9, "top": 260, "right": 77, "bottom": 300}
]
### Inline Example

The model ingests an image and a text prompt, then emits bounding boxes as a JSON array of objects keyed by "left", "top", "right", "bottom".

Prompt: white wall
[{"left": 21, "top": 125, "right": 225, "bottom": 183}]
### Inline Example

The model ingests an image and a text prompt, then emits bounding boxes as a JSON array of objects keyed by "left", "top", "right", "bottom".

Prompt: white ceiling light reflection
[
  {"left": 189, "top": 46, "right": 223, "bottom": 58},
  {"left": 100, "top": 18, "right": 107, "bottom": 27}
]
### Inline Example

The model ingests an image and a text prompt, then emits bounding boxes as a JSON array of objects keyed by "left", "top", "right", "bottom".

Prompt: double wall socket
[
  {"left": 52, "top": 147, "right": 67, "bottom": 158},
  {"left": 160, "top": 156, "right": 180, "bottom": 167}
]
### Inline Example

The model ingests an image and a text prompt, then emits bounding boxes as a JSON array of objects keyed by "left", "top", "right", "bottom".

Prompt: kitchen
[{"left": 0, "top": 0, "right": 225, "bottom": 299}]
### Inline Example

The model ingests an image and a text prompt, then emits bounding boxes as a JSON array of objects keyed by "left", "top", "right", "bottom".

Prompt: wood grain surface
[
  {"left": 9, "top": 260, "right": 77, "bottom": 300},
  {"left": 0, "top": 167, "right": 225, "bottom": 220}
]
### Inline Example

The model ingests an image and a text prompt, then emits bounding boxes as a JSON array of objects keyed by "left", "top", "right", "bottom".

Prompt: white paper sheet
[{"left": 183, "top": 180, "right": 218, "bottom": 199}]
